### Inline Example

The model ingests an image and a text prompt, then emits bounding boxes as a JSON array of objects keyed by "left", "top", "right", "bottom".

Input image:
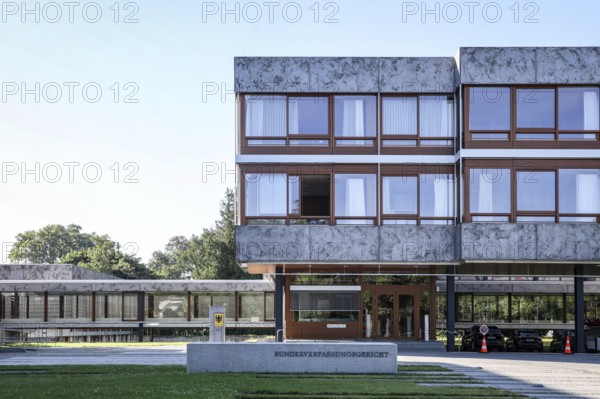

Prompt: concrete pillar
[
  {"left": 275, "top": 266, "right": 284, "bottom": 342},
  {"left": 575, "top": 266, "right": 585, "bottom": 353},
  {"left": 446, "top": 269, "right": 456, "bottom": 352},
  {"left": 137, "top": 291, "right": 144, "bottom": 343}
]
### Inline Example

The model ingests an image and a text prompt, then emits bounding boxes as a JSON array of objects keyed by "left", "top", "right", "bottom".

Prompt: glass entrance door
[{"left": 372, "top": 291, "right": 419, "bottom": 340}]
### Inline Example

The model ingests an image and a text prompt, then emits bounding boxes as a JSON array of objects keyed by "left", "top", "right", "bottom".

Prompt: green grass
[{"left": 0, "top": 365, "right": 524, "bottom": 398}]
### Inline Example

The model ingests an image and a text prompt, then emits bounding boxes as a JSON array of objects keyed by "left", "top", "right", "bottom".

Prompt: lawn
[{"left": 0, "top": 365, "right": 524, "bottom": 398}]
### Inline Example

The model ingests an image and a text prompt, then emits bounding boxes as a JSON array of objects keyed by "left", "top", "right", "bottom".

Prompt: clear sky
[{"left": 0, "top": 0, "right": 598, "bottom": 261}]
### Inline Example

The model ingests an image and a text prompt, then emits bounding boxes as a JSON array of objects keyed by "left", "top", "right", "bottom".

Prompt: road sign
[{"left": 479, "top": 324, "right": 489, "bottom": 335}]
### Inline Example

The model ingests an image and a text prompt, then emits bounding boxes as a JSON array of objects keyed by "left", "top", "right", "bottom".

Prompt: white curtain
[
  {"left": 433, "top": 178, "right": 452, "bottom": 217},
  {"left": 346, "top": 178, "right": 366, "bottom": 216},
  {"left": 288, "top": 101, "right": 299, "bottom": 135},
  {"left": 576, "top": 173, "right": 600, "bottom": 214},
  {"left": 383, "top": 178, "right": 391, "bottom": 214},
  {"left": 246, "top": 174, "right": 286, "bottom": 216},
  {"left": 477, "top": 171, "right": 494, "bottom": 213},
  {"left": 583, "top": 91, "right": 600, "bottom": 139},
  {"left": 420, "top": 96, "right": 452, "bottom": 137},
  {"left": 342, "top": 99, "right": 365, "bottom": 137},
  {"left": 383, "top": 98, "right": 417, "bottom": 135},
  {"left": 245, "top": 97, "right": 286, "bottom": 137}
]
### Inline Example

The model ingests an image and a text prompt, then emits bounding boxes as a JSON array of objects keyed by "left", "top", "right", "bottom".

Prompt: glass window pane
[
  {"left": 420, "top": 96, "right": 453, "bottom": 137},
  {"left": 334, "top": 174, "right": 376, "bottom": 217},
  {"left": 559, "top": 87, "right": 600, "bottom": 131},
  {"left": 245, "top": 95, "right": 286, "bottom": 137},
  {"left": 420, "top": 174, "right": 454, "bottom": 217},
  {"left": 245, "top": 173, "right": 287, "bottom": 217},
  {"left": 291, "top": 290, "right": 359, "bottom": 322},
  {"left": 516, "top": 88, "right": 555, "bottom": 128},
  {"left": 382, "top": 97, "right": 417, "bottom": 135},
  {"left": 265, "top": 293, "right": 275, "bottom": 320},
  {"left": 239, "top": 293, "right": 265, "bottom": 322},
  {"left": 469, "top": 168, "right": 511, "bottom": 214},
  {"left": 469, "top": 87, "right": 510, "bottom": 130},
  {"left": 559, "top": 169, "right": 600, "bottom": 214},
  {"left": 382, "top": 176, "right": 417, "bottom": 215},
  {"left": 517, "top": 171, "right": 556, "bottom": 211},
  {"left": 288, "top": 176, "right": 300, "bottom": 214},
  {"left": 289, "top": 96, "right": 328, "bottom": 135},
  {"left": 334, "top": 96, "right": 376, "bottom": 138}
]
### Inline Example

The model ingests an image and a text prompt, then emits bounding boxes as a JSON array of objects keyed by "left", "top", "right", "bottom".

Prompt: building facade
[{"left": 235, "top": 47, "right": 600, "bottom": 351}]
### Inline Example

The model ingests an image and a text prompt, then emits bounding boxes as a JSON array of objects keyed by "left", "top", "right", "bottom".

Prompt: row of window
[
  {"left": 454, "top": 294, "right": 600, "bottom": 324},
  {"left": 244, "top": 171, "right": 455, "bottom": 225},
  {"left": 0, "top": 292, "right": 275, "bottom": 322},
  {"left": 242, "top": 94, "right": 454, "bottom": 150},
  {"left": 467, "top": 86, "right": 600, "bottom": 142},
  {"left": 241, "top": 165, "right": 600, "bottom": 225},
  {"left": 239, "top": 86, "right": 600, "bottom": 152}
]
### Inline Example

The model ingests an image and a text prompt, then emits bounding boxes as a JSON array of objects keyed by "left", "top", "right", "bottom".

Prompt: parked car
[
  {"left": 506, "top": 330, "right": 544, "bottom": 352},
  {"left": 550, "top": 330, "right": 575, "bottom": 353},
  {"left": 461, "top": 325, "right": 504, "bottom": 352}
]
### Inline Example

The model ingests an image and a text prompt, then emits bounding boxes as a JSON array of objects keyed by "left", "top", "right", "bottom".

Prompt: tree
[
  {"left": 9, "top": 224, "right": 154, "bottom": 279},
  {"left": 149, "top": 189, "right": 255, "bottom": 280},
  {"left": 62, "top": 235, "right": 155, "bottom": 279},
  {"left": 9, "top": 224, "right": 94, "bottom": 264}
]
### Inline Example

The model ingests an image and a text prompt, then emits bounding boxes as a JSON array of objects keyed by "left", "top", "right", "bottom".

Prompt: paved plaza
[{"left": 2, "top": 347, "right": 600, "bottom": 398}]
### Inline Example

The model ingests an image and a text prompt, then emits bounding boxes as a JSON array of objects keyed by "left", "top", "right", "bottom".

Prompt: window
[
  {"left": 559, "top": 169, "right": 600, "bottom": 222},
  {"left": 238, "top": 293, "right": 265, "bottom": 322},
  {"left": 468, "top": 87, "right": 511, "bottom": 131},
  {"left": 381, "top": 173, "right": 454, "bottom": 225},
  {"left": 290, "top": 290, "right": 360, "bottom": 322},
  {"left": 245, "top": 95, "right": 286, "bottom": 145},
  {"left": 245, "top": 173, "right": 287, "bottom": 221},
  {"left": 517, "top": 171, "right": 556, "bottom": 213},
  {"left": 382, "top": 95, "right": 454, "bottom": 148},
  {"left": 559, "top": 87, "right": 600, "bottom": 140},
  {"left": 469, "top": 168, "right": 511, "bottom": 222},
  {"left": 334, "top": 174, "right": 376, "bottom": 224},
  {"left": 467, "top": 85, "right": 600, "bottom": 145},
  {"left": 334, "top": 95, "right": 376, "bottom": 146},
  {"left": 146, "top": 293, "right": 187, "bottom": 320},
  {"left": 289, "top": 96, "right": 328, "bottom": 135},
  {"left": 516, "top": 88, "right": 555, "bottom": 129}
]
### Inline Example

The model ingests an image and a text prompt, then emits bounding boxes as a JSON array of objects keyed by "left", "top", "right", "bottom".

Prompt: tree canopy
[
  {"left": 8, "top": 189, "right": 250, "bottom": 280},
  {"left": 149, "top": 188, "right": 254, "bottom": 280}
]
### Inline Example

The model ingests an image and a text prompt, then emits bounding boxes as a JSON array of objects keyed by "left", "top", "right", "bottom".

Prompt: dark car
[
  {"left": 461, "top": 325, "right": 504, "bottom": 352},
  {"left": 506, "top": 330, "right": 544, "bottom": 352},
  {"left": 550, "top": 330, "right": 575, "bottom": 353}
]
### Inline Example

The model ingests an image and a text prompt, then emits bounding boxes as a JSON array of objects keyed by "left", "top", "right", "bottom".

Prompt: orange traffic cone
[
  {"left": 564, "top": 336, "right": 573, "bottom": 355},
  {"left": 481, "top": 336, "right": 488, "bottom": 353}
]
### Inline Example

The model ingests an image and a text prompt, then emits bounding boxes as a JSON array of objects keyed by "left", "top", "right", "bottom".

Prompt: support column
[
  {"left": 137, "top": 291, "right": 144, "bottom": 343},
  {"left": 575, "top": 266, "right": 585, "bottom": 353},
  {"left": 275, "top": 266, "right": 284, "bottom": 342},
  {"left": 446, "top": 269, "right": 456, "bottom": 352}
]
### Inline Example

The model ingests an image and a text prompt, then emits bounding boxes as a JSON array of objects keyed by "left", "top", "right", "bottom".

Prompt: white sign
[
  {"left": 479, "top": 324, "right": 489, "bottom": 335},
  {"left": 327, "top": 324, "right": 347, "bottom": 329}
]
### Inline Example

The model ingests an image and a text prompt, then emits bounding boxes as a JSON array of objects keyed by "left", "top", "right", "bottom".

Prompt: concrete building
[{"left": 234, "top": 47, "right": 600, "bottom": 351}]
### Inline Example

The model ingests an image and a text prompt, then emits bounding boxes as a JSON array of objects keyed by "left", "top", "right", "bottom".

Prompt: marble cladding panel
[
  {"left": 379, "top": 57, "right": 457, "bottom": 92},
  {"left": 460, "top": 47, "right": 600, "bottom": 84},
  {"left": 536, "top": 47, "right": 600, "bottom": 84},
  {"left": 461, "top": 223, "right": 538, "bottom": 261},
  {"left": 236, "top": 225, "right": 311, "bottom": 262},
  {"left": 235, "top": 57, "right": 311, "bottom": 92},
  {"left": 235, "top": 57, "right": 457, "bottom": 93},
  {"left": 536, "top": 224, "right": 600, "bottom": 261},
  {"left": 309, "top": 226, "right": 379, "bottom": 262},
  {"left": 379, "top": 226, "right": 456, "bottom": 262}
]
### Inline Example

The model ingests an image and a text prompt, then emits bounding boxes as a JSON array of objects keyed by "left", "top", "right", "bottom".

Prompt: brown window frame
[
  {"left": 380, "top": 93, "right": 456, "bottom": 155},
  {"left": 240, "top": 164, "right": 378, "bottom": 226},
  {"left": 464, "top": 159, "right": 600, "bottom": 223},
  {"left": 464, "top": 85, "right": 600, "bottom": 149},
  {"left": 380, "top": 164, "right": 456, "bottom": 226},
  {"left": 240, "top": 93, "right": 378, "bottom": 155}
]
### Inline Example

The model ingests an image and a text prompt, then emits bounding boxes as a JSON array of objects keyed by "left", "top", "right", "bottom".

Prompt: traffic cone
[
  {"left": 481, "top": 336, "right": 488, "bottom": 353},
  {"left": 564, "top": 336, "right": 573, "bottom": 355}
]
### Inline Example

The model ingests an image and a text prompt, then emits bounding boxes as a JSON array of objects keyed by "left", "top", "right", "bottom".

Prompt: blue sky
[{"left": 0, "top": 0, "right": 598, "bottom": 261}]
